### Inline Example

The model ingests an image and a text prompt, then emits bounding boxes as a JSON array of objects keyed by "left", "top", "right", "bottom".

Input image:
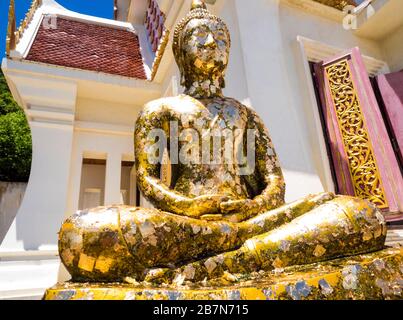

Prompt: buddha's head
[{"left": 173, "top": 0, "right": 231, "bottom": 97}]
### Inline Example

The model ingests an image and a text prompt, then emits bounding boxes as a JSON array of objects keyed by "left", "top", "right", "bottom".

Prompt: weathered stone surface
[{"left": 44, "top": 247, "right": 402, "bottom": 300}]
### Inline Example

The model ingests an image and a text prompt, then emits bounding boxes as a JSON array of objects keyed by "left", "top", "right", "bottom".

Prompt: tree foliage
[{"left": 0, "top": 69, "right": 32, "bottom": 182}]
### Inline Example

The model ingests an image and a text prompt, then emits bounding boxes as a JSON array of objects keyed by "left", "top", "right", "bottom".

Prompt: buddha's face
[{"left": 181, "top": 18, "right": 230, "bottom": 77}]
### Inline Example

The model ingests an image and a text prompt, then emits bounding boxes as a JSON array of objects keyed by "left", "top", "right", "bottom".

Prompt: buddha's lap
[{"left": 58, "top": 196, "right": 386, "bottom": 281}]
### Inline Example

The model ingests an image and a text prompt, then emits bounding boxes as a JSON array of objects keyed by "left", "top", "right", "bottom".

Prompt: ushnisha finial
[{"left": 191, "top": 0, "right": 207, "bottom": 11}]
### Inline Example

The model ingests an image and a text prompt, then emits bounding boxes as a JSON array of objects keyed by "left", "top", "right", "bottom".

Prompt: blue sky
[{"left": 0, "top": 0, "right": 113, "bottom": 60}]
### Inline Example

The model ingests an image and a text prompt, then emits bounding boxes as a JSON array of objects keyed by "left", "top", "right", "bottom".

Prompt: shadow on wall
[
  {"left": 384, "top": 70, "right": 403, "bottom": 105},
  {"left": 0, "top": 69, "right": 32, "bottom": 246},
  {"left": 0, "top": 182, "right": 27, "bottom": 243}
]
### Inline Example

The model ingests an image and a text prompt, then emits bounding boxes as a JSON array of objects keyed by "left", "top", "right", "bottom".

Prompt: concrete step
[
  {"left": 386, "top": 226, "right": 403, "bottom": 246},
  {"left": 0, "top": 251, "right": 60, "bottom": 300}
]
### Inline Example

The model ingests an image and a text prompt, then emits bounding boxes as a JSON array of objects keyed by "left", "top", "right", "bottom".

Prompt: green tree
[{"left": 0, "top": 69, "right": 32, "bottom": 182}]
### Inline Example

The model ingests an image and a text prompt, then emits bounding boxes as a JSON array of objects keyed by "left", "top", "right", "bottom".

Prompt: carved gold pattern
[
  {"left": 6, "top": 0, "right": 16, "bottom": 56},
  {"left": 14, "top": 0, "right": 42, "bottom": 49},
  {"left": 150, "top": 28, "right": 170, "bottom": 81},
  {"left": 325, "top": 59, "right": 388, "bottom": 209}
]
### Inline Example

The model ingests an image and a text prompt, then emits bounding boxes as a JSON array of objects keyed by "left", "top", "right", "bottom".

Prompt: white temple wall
[
  {"left": 76, "top": 97, "right": 142, "bottom": 126},
  {"left": 0, "top": 55, "right": 160, "bottom": 254},
  {"left": 65, "top": 130, "right": 135, "bottom": 220},
  {"left": 161, "top": 62, "right": 181, "bottom": 97},
  {"left": 380, "top": 24, "right": 403, "bottom": 73},
  {"left": 78, "top": 163, "right": 106, "bottom": 210},
  {"left": 0, "top": 182, "right": 27, "bottom": 245},
  {"left": 120, "top": 165, "right": 136, "bottom": 206},
  {"left": 215, "top": 0, "right": 251, "bottom": 104},
  {"left": 0, "top": 64, "right": 77, "bottom": 252},
  {"left": 0, "top": 123, "right": 75, "bottom": 252},
  {"left": 225, "top": 0, "right": 387, "bottom": 202},
  {"left": 276, "top": 2, "right": 386, "bottom": 199},
  {"left": 66, "top": 97, "right": 142, "bottom": 218}
]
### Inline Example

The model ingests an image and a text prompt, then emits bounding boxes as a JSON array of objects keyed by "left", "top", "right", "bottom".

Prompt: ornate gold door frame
[{"left": 315, "top": 48, "right": 403, "bottom": 217}]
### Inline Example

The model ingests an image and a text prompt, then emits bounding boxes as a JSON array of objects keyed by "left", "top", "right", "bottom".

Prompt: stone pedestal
[{"left": 44, "top": 247, "right": 402, "bottom": 300}]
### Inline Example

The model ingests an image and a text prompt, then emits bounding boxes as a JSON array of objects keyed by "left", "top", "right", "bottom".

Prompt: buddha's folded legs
[
  {"left": 59, "top": 206, "right": 238, "bottom": 281},
  {"left": 58, "top": 192, "right": 340, "bottom": 282},
  {"left": 145, "top": 196, "right": 387, "bottom": 283}
]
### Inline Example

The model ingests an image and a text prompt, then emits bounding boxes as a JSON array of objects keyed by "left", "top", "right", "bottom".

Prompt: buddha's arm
[
  {"left": 135, "top": 105, "right": 225, "bottom": 217},
  {"left": 220, "top": 110, "right": 285, "bottom": 217},
  {"left": 250, "top": 110, "right": 286, "bottom": 210}
]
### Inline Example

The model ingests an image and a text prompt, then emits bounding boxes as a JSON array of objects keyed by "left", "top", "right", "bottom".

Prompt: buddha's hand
[
  {"left": 219, "top": 198, "right": 262, "bottom": 222},
  {"left": 144, "top": 268, "right": 176, "bottom": 285},
  {"left": 181, "top": 194, "right": 231, "bottom": 218},
  {"left": 220, "top": 198, "right": 258, "bottom": 214}
]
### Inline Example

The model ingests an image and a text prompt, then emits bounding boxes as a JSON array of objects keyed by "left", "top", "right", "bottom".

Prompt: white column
[
  {"left": 104, "top": 153, "right": 122, "bottom": 205},
  {"left": 0, "top": 69, "right": 77, "bottom": 252},
  {"left": 233, "top": 0, "right": 325, "bottom": 201},
  {"left": 64, "top": 136, "right": 83, "bottom": 218},
  {"left": 1, "top": 121, "right": 74, "bottom": 251}
]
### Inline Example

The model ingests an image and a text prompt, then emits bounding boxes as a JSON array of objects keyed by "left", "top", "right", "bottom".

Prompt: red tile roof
[{"left": 26, "top": 17, "right": 147, "bottom": 79}]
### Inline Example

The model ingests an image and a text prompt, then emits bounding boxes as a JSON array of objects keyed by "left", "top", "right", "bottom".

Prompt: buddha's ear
[
  {"left": 220, "top": 76, "right": 226, "bottom": 89},
  {"left": 177, "top": 54, "right": 187, "bottom": 86},
  {"left": 180, "top": 71, "right": 186, "bottom": 86}
]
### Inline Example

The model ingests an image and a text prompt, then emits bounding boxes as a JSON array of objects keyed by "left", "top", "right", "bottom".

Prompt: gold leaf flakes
[
  {"left": 279, "top": 240, "right": 290, "bottom": 252},
  {"left": 373, "top": 225, "right": 382, "bottom": 239},
  {"left": 202, "top": 227, "right": 213, "bottom": 235},
  {"left": 191, "top": 225, "right": 201, "bottom": 234},
  {"left": 139, "top": 221, "right": 155, "bottom": 238},
  {"left": 222, "top": 271, "right": 237, "bottom": 283},
  {"left": 95, "top": 256, "right": 114, "bottom": 273},
  {"left": 146, "top": 234, "right": 158, "bottom": 246},
  {"left": 78, "top": 254, "right": 96, "bottom": 272},
  {"left": 362, "top": 230, "right": 373, "bottom": 241},
  {"left": 204, "top": 258, "right": 217, "bottom": 274},
  {"left": 272, "top": 257, "right": 283, "bottom": 269},
  {"left": 313, "top": 245, "right": 326, "bottom": 257},
  {"left": 183, "top": 265, "right": 196, "bottom": 280},
  {"left": 61, "top": 249, "right": 74, "bottom": 266}
]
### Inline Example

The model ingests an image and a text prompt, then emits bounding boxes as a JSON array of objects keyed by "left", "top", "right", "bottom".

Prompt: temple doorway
[
  {"left": 309, "top": 48, "right": 403, "bottom": 221},
  {"left": 120, "top": 161, "right": 136, "bottom": 206},
  {"left": 78, "top": 159, "right": 106, "bottom": 210}
]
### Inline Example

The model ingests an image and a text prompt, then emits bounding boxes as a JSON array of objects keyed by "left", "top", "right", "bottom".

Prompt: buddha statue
[{"left": 58, "top": 0, "right": 387, "bottom": 285}]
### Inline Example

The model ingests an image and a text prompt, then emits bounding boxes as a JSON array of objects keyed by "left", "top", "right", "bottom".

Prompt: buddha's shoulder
[
  {"left": 219, "top": 97, "right": 260, "bottom": 116},
  {"left": 140, "top": 95, "right": 203, "bottom": 116}
]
